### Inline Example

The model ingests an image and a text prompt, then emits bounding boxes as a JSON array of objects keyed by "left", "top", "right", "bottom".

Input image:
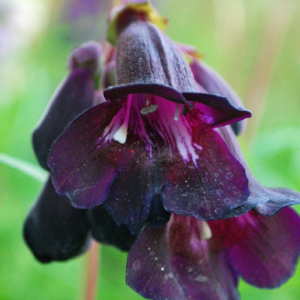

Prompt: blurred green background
[{"left": 1, "top": 0, "right": 300, "bottom": 299}]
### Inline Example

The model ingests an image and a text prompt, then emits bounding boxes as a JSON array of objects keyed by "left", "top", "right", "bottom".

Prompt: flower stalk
[{"left": 84, "top": 241, "right": 100, "bottom": 300}]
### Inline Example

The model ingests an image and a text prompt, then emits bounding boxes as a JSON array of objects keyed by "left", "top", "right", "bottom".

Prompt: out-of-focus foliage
[{"left": 0, "top": 0, "right": 300, "bottom": 299}]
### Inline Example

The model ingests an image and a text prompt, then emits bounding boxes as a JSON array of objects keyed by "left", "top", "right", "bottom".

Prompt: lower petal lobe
[
  {"left": 23, "top": 177, "right": 90, "bottom": 263},
  {"left": 104, "top": 137, "right": 166, "bottom": 234},
  {"left": 230, "top": 208, "right": 300, "bottom": 288},
  {"left": 127, "top": 226, "right": 185, "bottom": 300},
  {"left": 48, "top": 102, "right": 122, "bottom": 208},
  {"left": 127, "top": 215, "right": 240, "bottom": 300},
  {"left": 210, "top": 208, "right": 300, "bottom": 288}
]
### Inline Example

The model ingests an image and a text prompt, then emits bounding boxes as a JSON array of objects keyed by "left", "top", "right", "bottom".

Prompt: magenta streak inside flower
[{"left": 127, "top": 208, "right": 300, "bottom": 299}]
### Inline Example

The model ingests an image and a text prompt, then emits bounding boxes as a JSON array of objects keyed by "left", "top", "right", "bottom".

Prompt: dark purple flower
[
  {"left": 127, "top": 207, "right": 300, "bottom": 300},
  {"left": 24, "top": 177, "right": 90, "bottom": 262},
  {"left": 190, "top": 58, "right": 247, "bottom": 136},
  {"left": 32, "top": 41, "right": 102, "bottom": 170},
  {"left": 177, "top": 43, "right": 300, "bottom": 215},
  {"left": 25, "top": 41, "right": 137, "bottom": 262},
  {"left": 24, "top": 177, "right": 137, "bottom": 262},
  {"left": 48, "top": 5, "right": 252, "bottom": 234},
  {"left": 218, "top": 125, "right": 300, "bottom": 217}
]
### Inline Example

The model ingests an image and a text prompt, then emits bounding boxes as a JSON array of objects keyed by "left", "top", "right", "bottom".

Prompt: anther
[
  {"left": 174, "top": 103, "right": 180, "bottom": 121},
  {"left": 140, "top": 104, "right": 158, "bottom": 115},
  {"left": 200, "top": 221, "right": 212, "bottom": 240},
  {"left": 113, "top": 97, "right": 132, "bottom": 144}
]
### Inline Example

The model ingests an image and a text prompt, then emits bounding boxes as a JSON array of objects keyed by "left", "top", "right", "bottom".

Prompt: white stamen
[
  {"left": 174, "top": 104, "right": 180, "bottom": 121},
  {"left": 200, "top": 221, "right": 212, "bottom": 240},
  {"left": 113, "top": 97, "right": 132, "bottom": 144},
  {"left": 113, "top": 125, "right": 128, "bottom": 144}
]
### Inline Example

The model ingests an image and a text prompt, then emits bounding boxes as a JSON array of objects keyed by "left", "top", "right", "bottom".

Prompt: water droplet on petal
[
  {"left": 132, "top": 260, "right": 141, "bottom": 271},
  {"left": 73, "top": 189, "right": 80, "bottom": 197},
  {"left": 214, "top": 208, "right": 223, "bottom": 215},
  {"left": 224, "top": 198, "right": 232, "bottom": 205}
]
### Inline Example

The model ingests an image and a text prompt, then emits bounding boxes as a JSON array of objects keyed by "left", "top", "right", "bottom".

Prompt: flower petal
[
  {"left": 105, "top": 83, "right": 190, "bottom": 106},
  {"left": 211, "top": 208, "right": 300, "bottom": 288},
  {"left": 169, "top": 216, "right": 240, "bottom": 300},
  {"left": 48, "top": 102, "right": 122, "bottom": 208},
  {"left": 103, "top": 135, "right": 168, "bottom": 233},
  {"left": 218, "top": 126, "right": 300, "bottom": 218},
  {"left": 190, "top": 60, "right": 247, "bottom": 135},
  {"left": 115, "top": 21, "right": 197, "bottom": 92},
  {"left": 127, "top": 216, "right": 240, "bottom": 300},
  {"left": 33, "top": 68, "right": 95, "bottom": 170},
  {"left": 183, "top": 92, "right": 251, "bottom": 128},
  {"left": 88, "top": 204, "right": 137, "bottom": 251},
  {"left": 23, "top": 177, "right": 90, "bottom": 263},
  {"left": 253, "top": 187, "right": 300, "bottom": 215},
  {"left": 127, "top": 226, "right": 185, "bottom": 300},
  {"left": 162, "top": 125, "right": 249, "bottom": 220}
]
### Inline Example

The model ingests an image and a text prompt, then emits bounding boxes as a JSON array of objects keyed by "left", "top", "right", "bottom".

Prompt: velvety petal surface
[
  {"left": 33, "top": 68, "right": 95, "bottom": 170},
  {"left": 190, "top": 60, "right": 247, "bottom": 135},
  {"left": 23, "top": 177, "right": 90, "bottom": 263},
  {"left": 115, "top": 21, "right": 197, "bottom": 92},
  {"left": 88, "top": 204, "right": 137, "bottom": 251},
  {"left": 210, "top": 208, "right": 300, "bottom": 288},
  {"left": 48, "top": 102, "right": 122, "bottom": 208},
  {"left": 162, "top": 115, "right": 249, "bottom": 220},
  {"left": 218, "top": 126, "right": 300, "bottom": 218},
  {"left": 127, "top": 216, "right": 240, "bottom": 300}
]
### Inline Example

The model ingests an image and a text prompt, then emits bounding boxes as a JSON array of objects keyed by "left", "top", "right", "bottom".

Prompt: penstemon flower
[
  {"left": 24, "top": 1, "right": 300, "bottom": 299},
  {"left": 48, "top": 2, "right": 252, "bottom": 234},
  {"left": 127, "top": 206, "right": 300, "bottom": 300}
]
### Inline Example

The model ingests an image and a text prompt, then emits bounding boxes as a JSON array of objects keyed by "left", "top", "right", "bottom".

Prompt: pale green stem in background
[{"left": 0, "top": 153, "right": 47, "bottom": 182}]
